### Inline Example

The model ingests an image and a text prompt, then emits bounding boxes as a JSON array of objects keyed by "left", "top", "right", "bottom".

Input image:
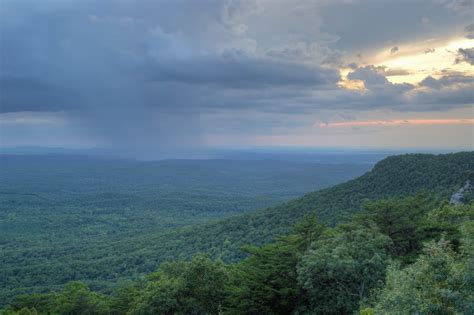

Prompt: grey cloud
[
  {"left": 347, "top": 66, "right": 389, "bottom": 86},
  {"left": 265, "top": 42, "right": 343, "bottom": 66},
  {"left": 414, "top": 74, "right": 474, "bottom": 109},
  {"left": 143, "top": 52, "right": 340, "bottom": 88},
  {"left": 347, "top": 62, "right": 358, "bottom": 69},
  {"left": 384, "top": 69, "right": 412, "bottom": 76},
  {"left": 0, "top": 77, "right": 77, "bottom": 113},
  {"left": 465, "top": 23, "right": 474, "bottom": 39},
  {"left": 421, "top": 74, "right": 473, "bottom": 88},
  {"left": 390, "top": 46, "right": 399, "bottom": 54},
  {"left": 1, "top": 0, "right": 473, "bottom": 156},
  {"left": 442, "top": 0, "right": 474, "bottom": 13},
  {"left": 455, "top": 48, "right": 474, "bottom": 65},
  {"left": 340, "top": 67, "right": 472, "bottom": 112},
  {"left": 321, "top": 0, "right": 472, "bottom": 52},
  {"left": 420, "top": 76, "right": 444, "bottom": 89}
]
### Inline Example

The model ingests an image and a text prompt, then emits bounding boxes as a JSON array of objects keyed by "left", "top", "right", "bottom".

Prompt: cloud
[
  {"left": 455, "top": 47, "right": 474, "bottom": 65},
  {"left": 318, "top": 118, "right": 474, "bottom": 128},
  {"left": 1, "top": 0, "right": 473, "bottom": 155},
  {"left": 339, "top": 67, "right": 473, "bottom": 111},
  {"left": 390, "top": 46, "right": 399, "bottom": 54},
  {"left": 441, "top": 0, "right": 474, "bottom": 13},
  {"left": 414, "top": 74, "right": 474, "bottom": 107},
  {"left": 384, "top": 69, "right": 412, "bottom": 76},
  {"left": 0, "top": 77, "right": 77, "bottom": 113},
  {"left": 465, "top": 23, "right": 474, "bottom": 39},
  {"left": 142, "top": 51, "right": 340, "bottom": 88},
  {"left": 266, "top": 41, "right": 343, "bottom": 66},
  {"left": 347, "top": 66, "right": 390, "bottom": 86},
  {"left": 0, "top": 112, "right": 68, "bottom": 125}
]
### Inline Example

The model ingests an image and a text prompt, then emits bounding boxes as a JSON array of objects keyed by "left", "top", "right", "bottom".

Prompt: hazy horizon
[{"left": 0, "top": 144, "right": 470, "bottom": 162}]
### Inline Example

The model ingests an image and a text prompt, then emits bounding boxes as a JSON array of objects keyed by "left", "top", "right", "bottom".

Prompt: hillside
[
  {"left": 3, "top": 152, "right": 473, "bottom": 314},
  {"left": 116, "top": 152, "right": 473, "bottom": 262},
  {"left": 1, "top": 152, "right": 473, "bottom": 306}
]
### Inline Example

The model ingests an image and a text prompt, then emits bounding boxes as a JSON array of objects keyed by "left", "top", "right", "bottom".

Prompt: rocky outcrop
[{"left": 450, "top": 180, "right": 471, "bottom": 205}]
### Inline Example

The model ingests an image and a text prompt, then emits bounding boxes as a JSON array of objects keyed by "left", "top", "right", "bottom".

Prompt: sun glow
[
  {"left": 318, "top": 119, "right": 474, "bottom": 128},
  {"left": 337, "top": 77, "right": 366, "bottom": 90},
  {"left": 338, "top": 37, "right": 474, "bottom": 89},
  {"left": 374, "top": 37, "right": 474, "bottom": 84}
]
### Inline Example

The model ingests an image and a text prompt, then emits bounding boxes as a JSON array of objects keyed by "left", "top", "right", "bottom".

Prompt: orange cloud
[{"left": 318, "top": 119, "right": 474, "bottom": 128}]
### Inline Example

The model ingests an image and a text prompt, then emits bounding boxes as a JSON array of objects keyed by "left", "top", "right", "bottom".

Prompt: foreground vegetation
[{"left": 2, "top": 197, "right": 473, "bottom": 314}]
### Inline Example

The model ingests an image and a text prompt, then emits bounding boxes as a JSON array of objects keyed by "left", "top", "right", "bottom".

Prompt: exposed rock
[{"left": 450, "top": 180, "right": 471, "bottom": 205}]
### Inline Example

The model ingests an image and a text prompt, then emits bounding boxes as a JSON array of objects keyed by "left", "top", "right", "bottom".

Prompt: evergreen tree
[{"left": 225, "top": 215, "right": 325, "bottom": 314}]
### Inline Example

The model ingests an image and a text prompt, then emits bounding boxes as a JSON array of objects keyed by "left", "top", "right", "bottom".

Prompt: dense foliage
[
  {"left": 1, "top": 152, "right": 473, "bottom": 313},
  {"left": 0, "top": 155, "right": 369, "bottom": 305},
  {"left": 2, "top": 197, "right": 473, "bottom": 314}
]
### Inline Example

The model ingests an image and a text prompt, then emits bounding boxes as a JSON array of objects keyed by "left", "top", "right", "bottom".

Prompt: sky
[{"left": 0, "top": 0, "right": 473, "bottom": 158}]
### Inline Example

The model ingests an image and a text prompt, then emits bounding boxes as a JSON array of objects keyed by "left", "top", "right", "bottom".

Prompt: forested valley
[
  {"left": 0, "top": 154, "right": 371, "bottom": 305},
  {"left": 1, "top": 152, "right": 473, "bottom": 314}
]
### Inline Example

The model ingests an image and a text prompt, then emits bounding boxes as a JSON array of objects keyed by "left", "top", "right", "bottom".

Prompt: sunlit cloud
[
  {"left": 0, "top": 112, "right": 67, "bottom": 125},
  {"left": 373, "top": 37, "right": 474, "bottom": 84},
  {"left": 317, "top": 119, "right": 474, "bottom": 128},
  {"left": 339, "top": 37, "right": 474, "bottom": 89},
  {"left": 337, "top": 78, "right": 366, "bottom": 91}
]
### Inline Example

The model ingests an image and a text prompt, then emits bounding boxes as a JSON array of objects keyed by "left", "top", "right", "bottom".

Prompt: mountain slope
[
  {"left": 130, "top": 152, "right": 474, "bottom": 260},
  {"left": 2, "top": 152, "right": 473, "bottom": 304},
  {"left": 40, "top": 152, "right": 472, "bottom": 283}
]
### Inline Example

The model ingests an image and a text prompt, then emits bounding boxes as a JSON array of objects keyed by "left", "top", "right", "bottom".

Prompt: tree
[
  {"left": 127, "top": 275, "right": 183, "bottom": 315},
  {"left": 0, "top": 308, "right": 38, "bottom": 315},
  {"left": 129, "top": 254, "right": 229, "bottom": 315},
  {"left": 51, "top": 281, "right": 111, "bottom": 315},
  {"left": 109, "top": 281, "right": 143, "bottom": 315},
  {"left": 225, "top": 215, "right": 326, "bottom": 314},
  {"left": 357, "top": 195, "right": 432, "bottom": 262},
  {"left": 5, "top": 294, "right": 51, "bottom": 314},
  {"left": 371, "top": 234, "right": 473, "bottom": 314},
  {"left": 422, "top": 203, "right": 474, "bottom": 251},
  {"left": 297, "top": 222, "right": 391, "bottom": 314}
]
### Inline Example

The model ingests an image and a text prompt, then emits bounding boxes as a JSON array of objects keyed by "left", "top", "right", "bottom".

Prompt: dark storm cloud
[
  {"left": 0, "top": 0, "right": 473, "bottom": 155},
  {"left": 2, "top": 0, "right": 471, "bottom": 114},
  {"left": 0, "top": 0, "right": 338, "bottom": 115},
  {"left": 144, "top": 53, "right": 339, "bottom": 88},
  {"left": 0, "top": 77, "right": 77, "bottom": 112}
]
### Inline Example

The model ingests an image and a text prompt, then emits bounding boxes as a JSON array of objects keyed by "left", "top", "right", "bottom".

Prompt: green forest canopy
[
  {"left": 1, "top": 152, "right": 473, "bottom": 313},
  {"left": 3, "top": 197, "right": 473, "bottom": 314}
]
